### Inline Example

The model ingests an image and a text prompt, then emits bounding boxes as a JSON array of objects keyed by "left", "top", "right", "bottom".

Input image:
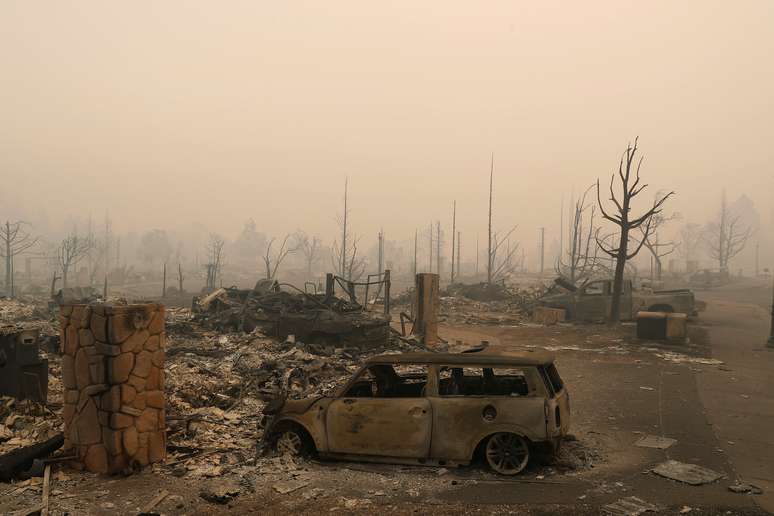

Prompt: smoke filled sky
[{"left": 2, "top": 1, "right": 773, "bottom": 257}]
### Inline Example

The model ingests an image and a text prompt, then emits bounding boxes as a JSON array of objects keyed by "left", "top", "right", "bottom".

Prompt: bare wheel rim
[
  {"left": 277, "top": 430, "right": 303, "bottom": 455},
  {"left": 485, "top": 433, "right": 529, "bottom": 475}
]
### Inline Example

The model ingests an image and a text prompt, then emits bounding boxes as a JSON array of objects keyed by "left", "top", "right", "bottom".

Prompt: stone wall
[{"left": 59, "top": 303, "right": 166, "bottom": 474}]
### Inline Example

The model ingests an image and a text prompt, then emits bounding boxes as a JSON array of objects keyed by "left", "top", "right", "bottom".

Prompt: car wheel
[
  {"left": 275, "top": 427, "right": 311, "bottom": 457},
  {"left": 485, "top": 433, "right": 529, "bottom": 475}
]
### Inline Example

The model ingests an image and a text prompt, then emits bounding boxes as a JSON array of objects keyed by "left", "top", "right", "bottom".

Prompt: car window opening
[
  {"left": 439, "top": 367, "right": 530, "bottom": 397},
  {"left": 545, "top": 364, "right": 564, "bottom": 393},
  {"left": 343, "top": 364, "right": 427, "bottom": 398}
]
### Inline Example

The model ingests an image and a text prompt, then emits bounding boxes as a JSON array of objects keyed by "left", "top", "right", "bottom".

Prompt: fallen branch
[{"left": 139, "top": 489, "right": 170, "bottom": 515}]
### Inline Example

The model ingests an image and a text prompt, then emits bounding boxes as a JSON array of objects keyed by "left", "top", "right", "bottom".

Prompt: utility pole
[
  {"left": 436, "top": 220, "right": 441, "bottom": 280},
  {"left": 559, "top": 194, "right": 564, "bottom": 262},
  {"left": 487, "top": 153, "right": 493, "bottom": 284},
  {"left": 539, "top": 227, "right": 545, "bottom": 276},
  {"left": 475, "top": 235, "right": 479, "bottom": 277},
  {"left": 376, "top": 229, "right": 385, "bottom": 300},
  {"left": 428, "top": 222, "right": 433, "bottom": 272},
  {"left": 457, "top": 231, "right": 461, "bottom": 281},
  {"left": 104, "top": 213, "right": 111, "bottom": 282},
  {"left": 413, "top": 229, "right": 418, "bottom": 277},
  {"left": 377, "top": 229, "right": 384, "bottom": 279},
  {"left": 341, "top": 177, "right": 348, "bottom": 278},
  {"left": 768, "top": 273, "right": 774, "bottom": 348},
  {"left": 451, "top": 201, "right": 456, "bottom": 284}
]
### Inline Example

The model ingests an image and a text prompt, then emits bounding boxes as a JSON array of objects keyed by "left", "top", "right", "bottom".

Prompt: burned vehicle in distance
[
  {"left": 262, "top": 349, "right": 569, "bottom": 475},
  {"left": 540, "top": 278, "right": 698, "bottom": 323}
]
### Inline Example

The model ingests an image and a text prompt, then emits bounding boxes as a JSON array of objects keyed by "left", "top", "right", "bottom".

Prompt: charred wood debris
[{"left": 0, "top": 280, "right": 543, "bottom": 484}]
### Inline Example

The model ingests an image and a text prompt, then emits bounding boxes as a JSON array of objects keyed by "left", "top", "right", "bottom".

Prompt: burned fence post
[
  {"left": 413, "top": 273, "right": 439, "bottom": 346},
  {"left": 325, "top": 273, "right": 335, "bottom": 301},
  {"left": 383, "top": 269, "right": 391, "bottom": 316},
  {"left": 60, "top": 303, "right": 166, "bottom": 473}
]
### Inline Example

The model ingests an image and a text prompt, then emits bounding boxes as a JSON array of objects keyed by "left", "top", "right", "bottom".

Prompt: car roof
[{"left": 365, "top": 349, "right": 555, "bottom": 367}]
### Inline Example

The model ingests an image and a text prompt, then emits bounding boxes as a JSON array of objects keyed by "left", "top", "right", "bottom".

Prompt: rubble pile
[
  {"left": 444, "top": 282, "right": 547, "bottom": 306},
  {"left": 0, "top": 397, "right": 61, "bottom": 456},
  {"left": 0, "top": 298, "right": 57, "bottom": 336},
  {"left": 160, "top": 309, "right": 423, "bottom": 478},
  {"left": 192, "top": 286, "right": 391, "bottom": 349},
  {"left": 434, "top": 282, "right": 547, "bottom": 326}
]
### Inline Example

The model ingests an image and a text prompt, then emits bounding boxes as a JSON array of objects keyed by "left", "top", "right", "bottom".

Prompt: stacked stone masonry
[{"left": 59, "top": 303, "right": 166, "bottom": 474}]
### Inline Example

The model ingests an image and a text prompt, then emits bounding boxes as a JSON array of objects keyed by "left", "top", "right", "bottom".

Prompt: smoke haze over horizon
[{"left": 2, "top": 1, "right": 773, "bottom": 271}]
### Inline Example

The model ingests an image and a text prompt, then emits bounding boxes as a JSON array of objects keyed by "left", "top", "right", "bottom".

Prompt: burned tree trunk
[{"left": 596, "top": 138, "right": 674, "bottom": 323}]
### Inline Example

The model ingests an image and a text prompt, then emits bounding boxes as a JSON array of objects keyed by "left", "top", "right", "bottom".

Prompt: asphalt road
[
  {"left": 694, "top": 284, "right": 774, "bottom": 513},
  {"left": 438, "top": 320, "right": 765, "bottom": 515}
]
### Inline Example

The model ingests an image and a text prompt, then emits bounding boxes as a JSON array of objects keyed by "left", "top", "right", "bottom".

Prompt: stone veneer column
[{"left": 59, "top": 303, "right": 166, "bottom": 473}]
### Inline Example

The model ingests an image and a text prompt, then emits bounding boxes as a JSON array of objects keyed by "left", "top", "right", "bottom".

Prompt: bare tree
[
  {"left": 88, "top": 237, "right": 108, "bottom": 287},
  {"left": 263, "top": 234, "right": 298, "bottom": 280},
  {"left": 0, "top": 221, "right": 39, "bottom": 297},
  {"left": 331, "top": 177, "right": 367, "bottom": 281},
  {"left": 556, "top": 186, "right": 604, "bottom": 286},
  {"left": 596, "top": 137, "right": 674, "bottom": 323},
  {"left": 679, "top": 223, "right": 705, "bottom": 265},
  {"left": 57, "top": 230, "right": 94, "bottom": 289},
  {"left": 706, "top": 190, "right": 752, "bottom": 272},
  {"left": 484, "top": 154, "right": 520, "bottom": 283},
  {"left": 490, "top": 226, "right": 521, "bottom": 282},
  {"left": 204, "top": 233, "right": 225, "bottom": 289},
  {"left": 332, "top": 234, "right": 366, "bottom": 282},
  {"left": 634, "top": 194, "right": 681, "bottom": 281},
  {"left": 294, "top": 230, "right": 322, "bottom": 278}
]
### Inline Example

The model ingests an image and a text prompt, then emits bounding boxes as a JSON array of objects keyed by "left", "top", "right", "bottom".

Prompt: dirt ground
[{"left": 1, "top": 283, "right": 772, "bottom": 515}]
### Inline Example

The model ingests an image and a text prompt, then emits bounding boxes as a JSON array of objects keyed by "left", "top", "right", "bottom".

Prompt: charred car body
[
  {"left": 540, "top": 278, "right": 698, "bottom": 323},
  {"left": 262, "top": 349, "right": 569, "bottom": 475}
]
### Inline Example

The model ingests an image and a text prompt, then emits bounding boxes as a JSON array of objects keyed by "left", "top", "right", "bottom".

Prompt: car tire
[
  {"left": 275, "top": 426, "right": 312, "bottom": 457},
  {"left": 485, "top": 433, "right": 530, "bottom": 475}
]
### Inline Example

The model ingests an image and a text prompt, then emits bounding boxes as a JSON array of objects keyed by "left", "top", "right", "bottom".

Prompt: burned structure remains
[
  {"left": 0, "top": 326, "right": 48, "bottom": 402},
  {"left": 193, "top": 274, "right": 392, "bottom": 350}
]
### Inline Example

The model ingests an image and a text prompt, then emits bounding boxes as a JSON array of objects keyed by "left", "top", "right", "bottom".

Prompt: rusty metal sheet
[{"left": 652, "top": 460, "right": 724, "bottom": 485}]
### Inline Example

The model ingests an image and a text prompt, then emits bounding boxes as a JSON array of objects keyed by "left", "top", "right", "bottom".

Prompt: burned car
[
  {"left": 540, "top": 278, "right": 698, "bottom": 322},
  {"left": 262, "top": 349, "right": 569, "bottom": 475}
]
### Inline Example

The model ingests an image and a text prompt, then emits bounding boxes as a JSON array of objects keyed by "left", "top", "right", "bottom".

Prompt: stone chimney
[{"left": 60, "top": 303, "right": 166, "bottom": 473}]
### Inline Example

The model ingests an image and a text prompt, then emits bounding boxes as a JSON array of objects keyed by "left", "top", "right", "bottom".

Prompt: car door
[
  {"left": 428, "top": 366, "right": 548, "bottom": 462},
  {"left": 325, "top": 364, "right": 432, "bottom": 458},
  {"left": 576, "top": 280, "right": 608, "bottom": 322},
  {"left": 541, "top": 363, "right": 570, "bottom": 437}
]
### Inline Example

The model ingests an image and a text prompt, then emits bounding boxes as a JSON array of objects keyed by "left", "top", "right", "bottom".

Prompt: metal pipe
[{"left": 768, "top": 273, "right": 774, "bottom": 348}]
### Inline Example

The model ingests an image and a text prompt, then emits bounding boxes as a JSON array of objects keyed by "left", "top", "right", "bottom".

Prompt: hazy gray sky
[{"left": 2, "top": 1, "right": 773, "bottom": 258}]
